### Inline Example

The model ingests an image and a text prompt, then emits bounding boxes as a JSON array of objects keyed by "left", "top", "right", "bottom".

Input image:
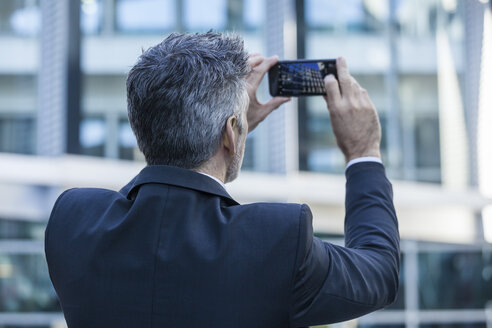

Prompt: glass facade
[
  {"left": 0, "top": 0, "right": 40, "bottom": 36},
  {"left": 115, "top": 0, "right": 177, "bottom": 33},
  {"left": 80, "top": 0, "right": 265, "bottom": 161},
  {"left": 81, "top": 0, "right": 103, "bottom": 34},
  {"left": 418, "top": 250, "right": 492, "bottom": 309},
  {"left": 0, "top": 254, "right": 60, "bottom": 313},
  {"left": 0, "top": 1, "right": 39, "bottom": 156},
  {"left": 0, "top": 219, "right": 61, "bottom": 318},
  {"left": 313, "top": 240, "right": 492, "bottom": 328},
  {"left": 184, "top": 0, "right": 227, "bottom": 31},
  {"left": 0, "top": 0, "right": 490, "bottom": 327},
  {"left": 0, "top": 0, "right": 469, "bottom": 179},
  {"left": 306, "top": 0, "right": 388, "bottom": 33},
  {"left": 300, "top": 0, "right": 463, "bottom": 183}
]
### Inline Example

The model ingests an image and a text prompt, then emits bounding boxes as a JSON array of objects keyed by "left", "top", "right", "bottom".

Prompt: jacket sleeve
[{"left": 290, "top": 162, "right": 400, "bottom": 327}]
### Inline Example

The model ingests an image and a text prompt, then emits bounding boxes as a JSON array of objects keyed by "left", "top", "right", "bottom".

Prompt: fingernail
[{"left": 337, "top": 57, "right": 346, "bottom": 65}]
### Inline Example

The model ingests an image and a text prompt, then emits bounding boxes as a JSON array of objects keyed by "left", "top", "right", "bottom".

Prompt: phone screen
[{"left": 268, "top": 59, "right": 337, "bottom": 97}]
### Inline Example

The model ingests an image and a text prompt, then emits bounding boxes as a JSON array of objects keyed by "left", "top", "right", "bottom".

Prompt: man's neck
[
  {"left": 196, "top": 171, "right": 226, "bottom": 189},
  {"left": 194, "top": 157, "right": 227, "bottom": 185}
]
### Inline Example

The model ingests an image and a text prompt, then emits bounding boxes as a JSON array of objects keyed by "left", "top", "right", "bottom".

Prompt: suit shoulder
[
  {"left": 234, "top": 202, "right": 312, "bottom": 226},
  {"left": 51, "top": 187, "right": 122, "bottom": 216},
  {"left": 57, "top": 187, "right": 120, "bottom": 203},
  {"left": 47, "top": 187, "right": 124, "bottom": 236}
]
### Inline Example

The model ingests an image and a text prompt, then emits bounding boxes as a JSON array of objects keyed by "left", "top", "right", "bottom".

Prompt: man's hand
[
  {"left": 324, "top": 57, "right": 382, "bottom": 163},
  {"left": 245, "top": 54, "right": 291, "bottom": 133}
]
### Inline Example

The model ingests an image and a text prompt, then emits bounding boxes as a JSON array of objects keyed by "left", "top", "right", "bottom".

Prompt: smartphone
[{"left": 268, "top": 59, "right": 337, "bottom": 97}]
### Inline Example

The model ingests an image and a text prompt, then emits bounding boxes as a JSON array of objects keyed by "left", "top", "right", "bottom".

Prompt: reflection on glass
[
  {"left": 0, "top": 219, "right": 46, "bottom": 240},
  {"left": 396, "top": 0, "right": 437, "bottom": 37},
  {"left": 184, "top": 0, "right": 226, "bottom": 31},
  {"left": 305, "top": 96, "right": 343, "bottom": 173},
  {"left": 116, "top": 0, "right": 176, "bottom": 32},
  {"left": 0, "top": 0, "right": 40, "bottom": 36},
  {"left": 398, "top": 74, "right": 441, "bottom": 182},
  {"left": 80, "top": 118, "right": 106, "bottom": 157},
  {"left": 0, "top": 254, "right": 60, "bottom": 312},
  {"left": 303, "top": 74, "right": 387, "bottom": 173},
  {"left": 396, "top": 0, "right": 464, "bottom": 39},
  {"left": 359, "top": 325, "right": 405, "bottom": 328},
  {"left": 118, "top": 120, "right": 138, "bottom": 160},
  {"left": 306, "top": 0, "right": 387, "bottom": 33},
  {"left": 243, "top": 0, "right": 264, "bottom": 30},
  {"left": 241, "top": 136, "right": 255, "bottom": 170},
  {"left": 418, "top": 251, "right": 492, "bottom": 309},
  {"left": 420, "top": 324, "right": 487, "bottom": 328},
  {"left": 0, "top": 116, "right": 35, "bottom": 154},
  {"left": 415, "top": 115, "right": 440, "bottom": 167},
  {"left": 81, "top": 0, "right": 102, "bottom": 35}
]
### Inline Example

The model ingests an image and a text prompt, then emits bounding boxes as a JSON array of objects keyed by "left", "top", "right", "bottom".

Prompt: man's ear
[{"left": 223, "top": 116, "right": 237, "bottom": 155}]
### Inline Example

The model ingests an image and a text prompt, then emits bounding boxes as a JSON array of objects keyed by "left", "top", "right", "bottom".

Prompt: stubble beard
[{"left": 224, "top": 141, "right": 245, "bottom": 183}]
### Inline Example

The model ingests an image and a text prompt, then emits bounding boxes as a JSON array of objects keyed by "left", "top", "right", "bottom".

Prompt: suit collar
[{"left": 121, "top": 165, "right": 239, "bottom": 205}]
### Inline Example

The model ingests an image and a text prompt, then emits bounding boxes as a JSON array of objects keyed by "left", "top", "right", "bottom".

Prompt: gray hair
[{"left": 126, "top": 31, "right": 250, "bottom": 168}]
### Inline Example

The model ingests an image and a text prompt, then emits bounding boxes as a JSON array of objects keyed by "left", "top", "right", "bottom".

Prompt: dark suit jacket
[{"left": 45, "top": 162, "right": 399, "bottom": 328}]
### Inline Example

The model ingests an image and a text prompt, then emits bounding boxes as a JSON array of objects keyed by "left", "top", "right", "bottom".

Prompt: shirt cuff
[{"left": 346, "top": 156, "right": 383, "bottom": 170}]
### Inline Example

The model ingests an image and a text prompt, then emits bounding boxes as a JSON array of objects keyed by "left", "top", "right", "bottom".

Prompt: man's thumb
[{"left": 265, "top": 97, "right": 291, "bottom": 112}]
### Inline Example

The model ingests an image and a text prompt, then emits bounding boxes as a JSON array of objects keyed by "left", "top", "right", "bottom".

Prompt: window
[
  {"left": 184, "top": 0, "right": 227, "bottom": 31},
  {"left": 418, "top": 251, "right": 492, "bottom": 309},
  {"left": 80, "top": 117, "right": 106, "bottom": 157},
  {"left": 115, "top": 0, "right": 177, "bottom": 33},
  {"left": 119, "top": 119, "right": 139, "bottom": 160},
  {"left": 0, "top": 253, "right": 60, "bottom": 312},
  {"left": 0, "top": 0, "right": 40, "bottom": 36},
  {"left": 81, "top": 0, "right": 103, "bottom": 35},
  {"left": 306, "top": 0, "right": 388, "bottom": 33}
]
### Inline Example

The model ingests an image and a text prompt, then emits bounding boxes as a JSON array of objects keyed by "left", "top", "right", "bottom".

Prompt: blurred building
[{"left": 0, "top": 0, "right": 491, "bottom": 327}]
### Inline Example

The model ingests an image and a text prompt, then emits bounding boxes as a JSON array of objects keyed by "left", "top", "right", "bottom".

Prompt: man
[{"left": 45, "top": 32, "right": 399, "bottom": 328}]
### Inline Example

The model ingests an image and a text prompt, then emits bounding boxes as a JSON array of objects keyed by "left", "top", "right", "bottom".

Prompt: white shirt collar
[{"left": 196, "top": 171, "right": 227, "bottom": 189}]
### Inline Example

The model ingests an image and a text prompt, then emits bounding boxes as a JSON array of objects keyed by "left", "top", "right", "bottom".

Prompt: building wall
[{"left": 0, "top": 0, "right": 491, "bottom": 327}]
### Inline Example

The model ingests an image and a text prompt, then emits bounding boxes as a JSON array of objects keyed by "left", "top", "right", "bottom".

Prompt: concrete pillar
[
  {"left": 264, "top": 0, "right": 298, "bottom": 174},
  {"left": 37, "top": 0, "right": 80, "bottom": 156}
]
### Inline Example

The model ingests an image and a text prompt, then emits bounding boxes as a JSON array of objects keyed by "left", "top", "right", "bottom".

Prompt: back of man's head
[{"left": 127, "top": 32, "right": 249, "bottom": 169}]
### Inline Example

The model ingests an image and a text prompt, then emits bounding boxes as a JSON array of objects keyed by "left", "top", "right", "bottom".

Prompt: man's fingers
[
  {"left": 247, "top": 96, "right": 291, "bottom": 132},
  {"left": 248, "top": 54, "right": 264, "bottom": 68},
  {"left": 336, "top": 57, "right": 352, "bottom": 97},
  {"left": 256, "top": 55, "right": 279, "bottom": 74},
  {"left": 265, "top": 96, "right": 291, "bottom": 111},
  {"left": 350, "top": 76, "right": 362, "bottom": 97},
  {"left": 324, "top": 74, "right": 341, "bottom": 110},
  {"left": 246, "top": 55, "right": 279, "bottom": 89}
]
